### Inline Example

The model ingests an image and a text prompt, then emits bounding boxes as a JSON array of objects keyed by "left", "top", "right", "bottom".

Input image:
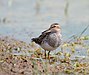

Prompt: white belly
[{"left": 41, "top": 42, "right": 56, "bottom": 51}]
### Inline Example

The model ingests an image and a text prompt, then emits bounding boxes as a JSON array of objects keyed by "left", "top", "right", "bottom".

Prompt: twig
[
  {"left": 79, "top": 24, "right": 89, "bottom": 38},
  {"left": 66, "top": 24, "right": 89, "bottom": 43}
]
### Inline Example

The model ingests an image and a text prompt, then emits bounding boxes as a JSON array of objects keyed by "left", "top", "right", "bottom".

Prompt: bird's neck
[{"left": 51, "top": 28, "right": 61, "bottom": 33}]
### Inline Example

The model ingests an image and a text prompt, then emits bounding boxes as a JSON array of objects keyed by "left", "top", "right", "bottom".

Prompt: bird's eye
[
  {"left": 51, "top": 26, "right": 56, "bottom": 28},
  {"left": 53, "top": 26, "right": 56, "bottom": 27},
  {"left": 50, "top": 25, "right": 58, "bottom": 28}
]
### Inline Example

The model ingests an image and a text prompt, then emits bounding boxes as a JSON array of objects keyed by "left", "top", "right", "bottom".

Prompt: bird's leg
[
  {"left": 48, "top": 51, "right": 50, "bottom": 59},
  {"left": 48, "top": 51, "right": 51, "bottom": 63},
  {"left": 45, "top": 50, "right": 46, "bottom": 59}
]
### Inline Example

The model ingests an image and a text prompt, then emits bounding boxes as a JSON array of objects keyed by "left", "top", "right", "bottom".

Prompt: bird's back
[{"left": 31, "top": 31, "right": 51, "bottom": 45}]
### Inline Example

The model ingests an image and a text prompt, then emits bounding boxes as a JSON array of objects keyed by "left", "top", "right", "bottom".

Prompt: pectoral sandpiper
[{"left": 32, "top": 23, "right": 62, "bottom": 59}]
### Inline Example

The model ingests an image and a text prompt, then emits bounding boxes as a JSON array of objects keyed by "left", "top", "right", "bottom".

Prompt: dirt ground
[{"left": 0, "top": 36, "right": 89, "bottom": 75}]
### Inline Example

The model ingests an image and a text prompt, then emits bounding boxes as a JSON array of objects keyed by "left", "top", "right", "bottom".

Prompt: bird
[{"left": 31, "top": 23, "right": 62, "bottom": 59}]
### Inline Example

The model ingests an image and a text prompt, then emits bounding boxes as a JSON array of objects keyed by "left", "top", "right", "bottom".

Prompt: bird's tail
[
  {"left": 31, "top": 38, "right": 37, "bottom": 42},
  {"left": 31, "top": 38, "right": 40, "bottom": 44}
]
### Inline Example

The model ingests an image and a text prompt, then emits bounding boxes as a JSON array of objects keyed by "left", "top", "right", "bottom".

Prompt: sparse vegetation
[
  {"left": 0, "top": 34, "right": 89, "bottom": 75},
  {"left": 0, "top": 0, "right": 89, "bottom": 75}
]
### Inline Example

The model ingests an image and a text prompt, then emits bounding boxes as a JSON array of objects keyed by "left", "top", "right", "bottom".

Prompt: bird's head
[
  {"left": 50, "top": 23, "right": 61, "bottom": 29},
  {"left": 49, "top": 23, "right": 61, "bottom": 33}
]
